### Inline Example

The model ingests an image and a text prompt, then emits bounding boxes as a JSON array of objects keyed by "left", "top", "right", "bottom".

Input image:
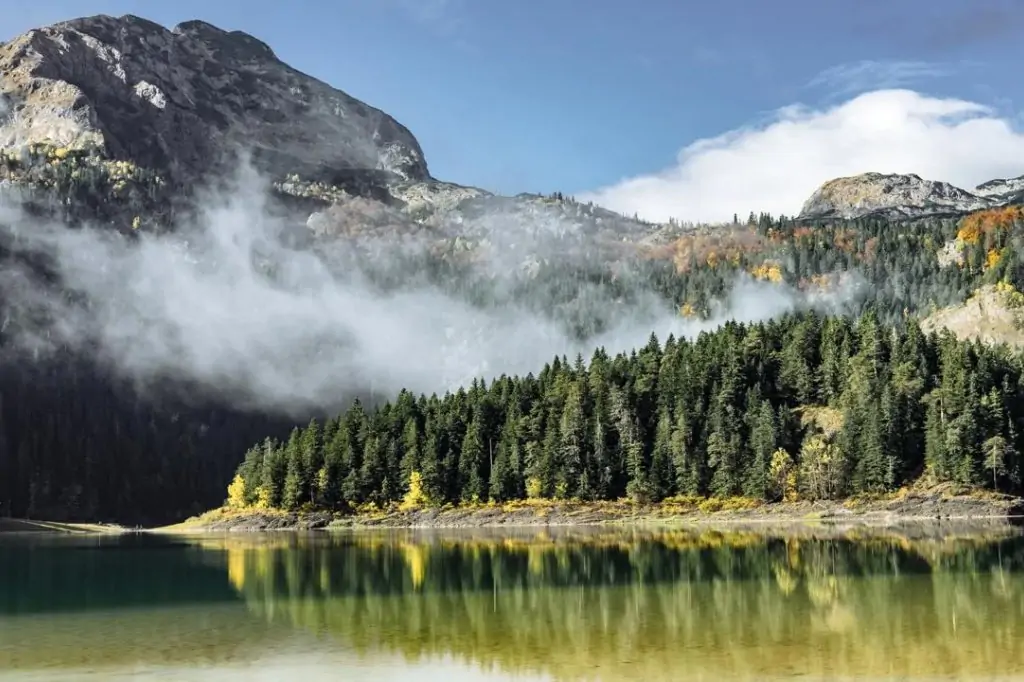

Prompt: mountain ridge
[{"left": 4, "top": 14, "right": 1023, "bottom": 239}]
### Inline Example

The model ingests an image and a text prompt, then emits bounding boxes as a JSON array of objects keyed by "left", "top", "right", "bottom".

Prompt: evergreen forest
[{"left": 229, "top": 309, "right": 1024, "bottom": 512}]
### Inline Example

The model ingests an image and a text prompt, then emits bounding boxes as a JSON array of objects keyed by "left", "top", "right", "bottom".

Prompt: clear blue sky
[{"left": 2, "top": 0, "right": 1021, "bottom": 197}]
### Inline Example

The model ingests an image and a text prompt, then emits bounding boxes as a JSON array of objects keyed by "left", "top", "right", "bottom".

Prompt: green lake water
[{"left": 2, "top": 526, "right": 1024, "bottom": 681}]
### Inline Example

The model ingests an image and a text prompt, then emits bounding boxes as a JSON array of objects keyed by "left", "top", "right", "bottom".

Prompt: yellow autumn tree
[
  {"left": 751, "top": 262, "right": 783, "bottom": 283},
  {"left": 798, "top": 435, "right": 843, "bottom": 501},
  {"left": 768, "top": 448, "right": 798, "bottom": 502},
  {"left": 400, "top": 471, "right": 428, "bottom": 510},
  {"left": 226, "top": 474, "right": 248, "bottom": 509},
  {"left": 525, "top": 476, "right": 544, "bottom": 499},
  {"left": 986, "top": 248, "right": 1003, "bottom": 270}
]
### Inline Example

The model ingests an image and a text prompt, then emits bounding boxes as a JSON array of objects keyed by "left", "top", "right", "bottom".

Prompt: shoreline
[
  {"left": 0, "top": 518, "right": 130, "bottom": 535},
  {"left": 7, "top": 487, "right": 1023, "bottom": 536},
  {"left": 157, "top": 487, "right": 1024, "bottom": 534}
]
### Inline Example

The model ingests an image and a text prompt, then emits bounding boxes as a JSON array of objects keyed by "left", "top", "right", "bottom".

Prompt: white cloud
[{"left": 579, "top": 89, "right": 1024, "bottom": 223}]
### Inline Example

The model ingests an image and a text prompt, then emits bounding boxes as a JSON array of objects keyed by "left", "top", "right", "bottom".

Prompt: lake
[{"left": 2, "top": 526, "right": 1024, "bottom": 681}]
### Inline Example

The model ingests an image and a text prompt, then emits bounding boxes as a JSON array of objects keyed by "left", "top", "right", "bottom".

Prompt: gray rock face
[
  {"left": 974, "top": 175, "right": 1024, "bottom": 202},
  {"left": 0, "top": 14, "right": 430, "bottom": 185},
  {"left": 798, "top": 172, "right": 997, "bottom": 221}
]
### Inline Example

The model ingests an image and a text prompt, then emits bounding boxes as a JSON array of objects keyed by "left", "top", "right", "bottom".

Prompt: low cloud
[
  {"left": 579, "top": 89, "right": 1024, "bottom": 223},
  {"left": 0, "top": 163, "right": 863, "bottom": 417}
]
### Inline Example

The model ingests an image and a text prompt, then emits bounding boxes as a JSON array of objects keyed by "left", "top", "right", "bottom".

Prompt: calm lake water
[{"left": 2, "top": 526, "right": 1024, "bottom": 681}]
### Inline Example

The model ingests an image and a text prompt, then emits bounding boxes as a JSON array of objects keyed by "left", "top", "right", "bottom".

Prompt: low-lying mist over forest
[{"left": 0, "top": 163, "right": 866, "bottom": 416}]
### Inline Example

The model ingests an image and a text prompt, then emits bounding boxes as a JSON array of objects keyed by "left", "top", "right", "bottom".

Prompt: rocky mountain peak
[
  {"left": 0, "top": 14, "right": 430, "bottom": 186},
  {"left": 172, "top": 19, "right": 278, "bottom": 61},
  {"left": 798, "top": 171, "right": 997, "bottom": 221}
]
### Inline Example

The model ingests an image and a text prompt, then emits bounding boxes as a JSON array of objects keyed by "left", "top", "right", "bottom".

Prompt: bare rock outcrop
[
  {"left": 920, "top": 284, "right": 1024, "bottom": 348},
  {"left": 798, "top": 172, "right": 996, "bottom": 221},
  {"left": 0, "top": 14, "right": 430, "bottom": 186}
]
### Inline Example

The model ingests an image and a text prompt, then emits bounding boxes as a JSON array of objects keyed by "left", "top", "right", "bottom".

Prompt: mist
[{"left": 0, "top": 164, "right": 865, "bottom": 417}]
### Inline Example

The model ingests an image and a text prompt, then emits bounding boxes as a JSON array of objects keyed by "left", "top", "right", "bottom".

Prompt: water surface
[{"left": 3, "top": 526, "right": 1024, "bottom": 680}]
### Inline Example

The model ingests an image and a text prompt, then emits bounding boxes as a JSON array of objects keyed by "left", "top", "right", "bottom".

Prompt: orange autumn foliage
[
  {"left": 832, "top": 229, "right": 857, "bottom": 254},
  {"left": 957, "top": 206, "right": 1024, "bottom": 245},
  {"left": 666, "top": 227, "right": 765, "bottom": 274}
]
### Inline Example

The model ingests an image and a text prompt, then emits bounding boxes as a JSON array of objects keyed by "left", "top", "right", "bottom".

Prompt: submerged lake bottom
[{"left": 2, "top": 525, "right": 1024, "bottom": 681}]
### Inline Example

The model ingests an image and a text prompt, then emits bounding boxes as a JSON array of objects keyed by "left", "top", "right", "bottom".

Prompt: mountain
[
  {"left": 796, "top": 172, "right": 1012, "bottom": 221},
  {"left": 0, "top": 14, "right": 428, "bottom": 192},
  {"left": 0, "top": 13, "right": 666, "bottom": 251}
]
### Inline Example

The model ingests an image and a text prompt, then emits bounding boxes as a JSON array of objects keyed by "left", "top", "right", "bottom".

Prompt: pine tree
[
  {"left": 743, "top": 399, "right": 777, "bottom": 499},
  {"left": 281, "top": 429, "right": 305, "bottom": 511},
  {"left": 300, "top": 419, "right": 323, "bottom": 506},
  {"left": 650, "top": 407, "right": 675, "bottom": 500},
  {"left": 557, "top": 384, "right": 586, "bottom": 498},
  {"left": 459, "top": 415, "right": 487, "bottom": 503},
  {"left": 399, "top": 416, "right": 422, "bottom": 490},
  {"left": 419, "top": 410, "right": 446, "bottom": 505},
  {"left": 670, "top": 406, "right": 701, "bottom": 496},
  {"left": 924, "top": 392, "right": 950, "bottom": 482},
  {"left": 855, "top": 404, "right": 887, "bottom": 493},
  {"left": 490, "top": 405, "right": 523, "bottom": 501},
  {"left": 318, "top": 428, "right": 345, "bottom": 510}
]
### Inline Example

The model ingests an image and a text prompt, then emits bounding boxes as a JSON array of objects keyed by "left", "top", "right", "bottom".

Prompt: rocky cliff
[{"left": 0, "top": 14, "right": 430, "bottom": 188}]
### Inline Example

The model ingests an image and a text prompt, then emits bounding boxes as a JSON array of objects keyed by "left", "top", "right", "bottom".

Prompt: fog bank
[{"left": 0, "top": 165, "right": 864, "bottom": 415}]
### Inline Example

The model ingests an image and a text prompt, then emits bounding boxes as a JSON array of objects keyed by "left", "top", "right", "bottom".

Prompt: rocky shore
[{"left": 160, "top": 487, "right": 1024, "bottom": 533}]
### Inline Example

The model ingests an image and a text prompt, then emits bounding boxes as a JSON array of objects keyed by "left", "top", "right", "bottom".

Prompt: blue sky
[{"left": 4, "top": 0, "right": 1024, "bottom": 221}]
